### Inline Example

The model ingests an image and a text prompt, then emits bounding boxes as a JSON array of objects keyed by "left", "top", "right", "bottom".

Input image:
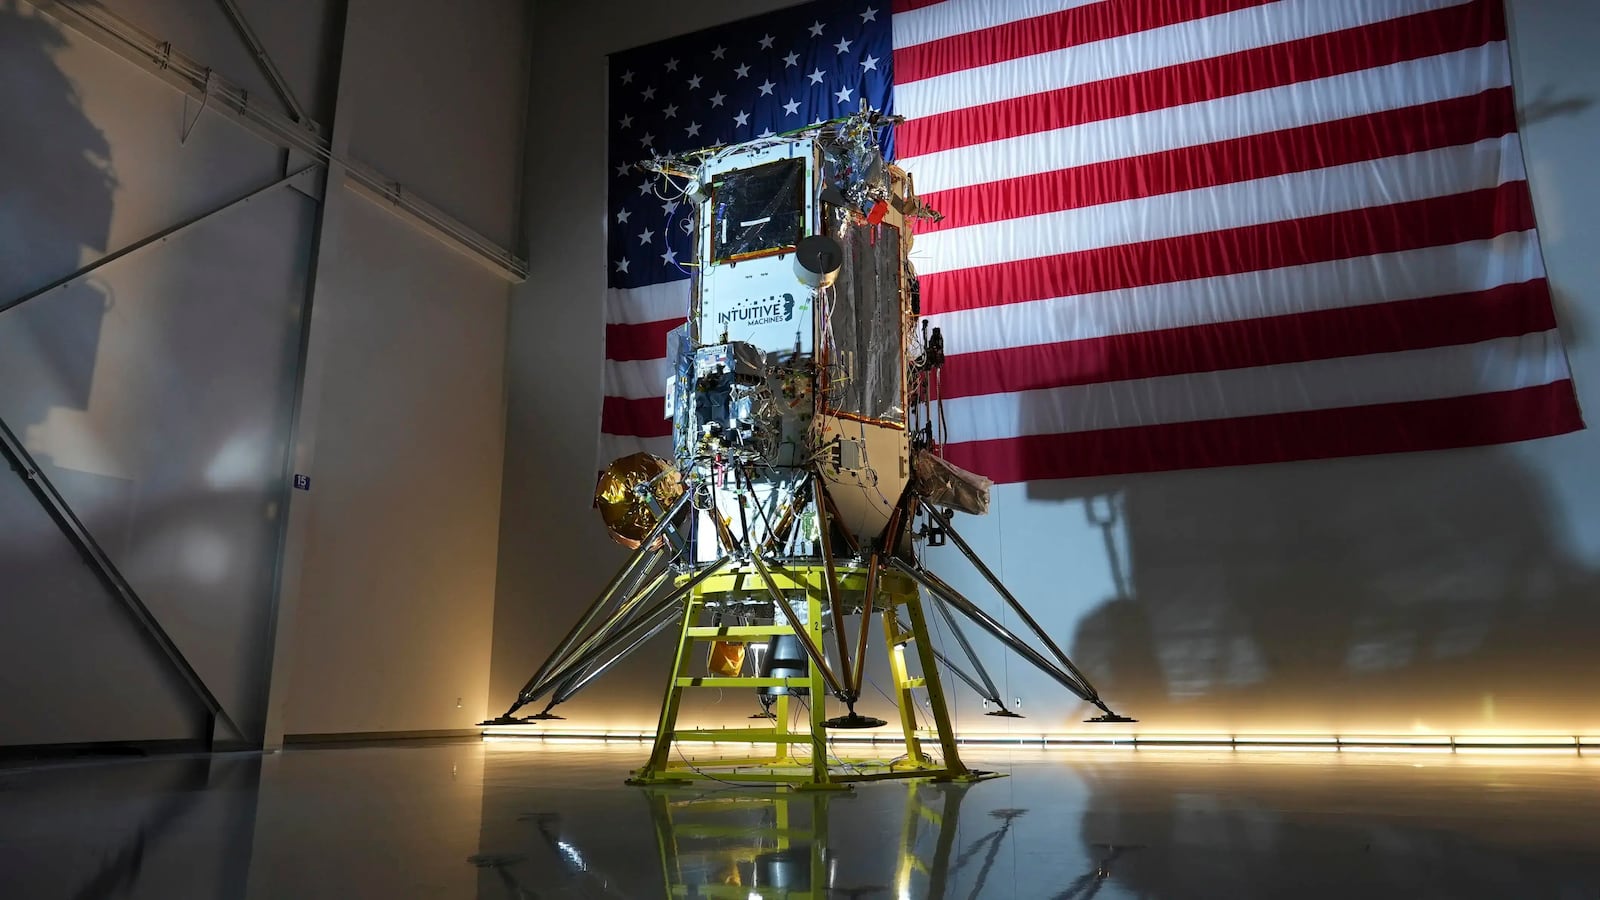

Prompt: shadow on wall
[
  {"left": 1031, "top": 445, "right": 1600, "bottom": 733},
  {"left": 0, "top": 1, "right": 192, "bottom": 748},
  {"left": 0, "top": 0, "right": 118, "bottom": 431},
  {"left": 984, "top": 49, "right": 1600, "bottom": 735},
  {"left": 1518, "top": 85, "right": 1595, "bottom": 128},
  {"left": 0, "top": 1, "right": 310, "bottom": 746}
]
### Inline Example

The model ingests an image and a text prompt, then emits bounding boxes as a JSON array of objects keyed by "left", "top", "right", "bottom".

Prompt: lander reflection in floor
[{"left": 476, "top": 781, "right": 1134, "bottom": 900}]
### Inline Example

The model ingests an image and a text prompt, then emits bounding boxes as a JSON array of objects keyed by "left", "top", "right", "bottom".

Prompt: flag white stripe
[
  {"left": 598, "top": 433, "right": 672, "bottom": 465},
  {"left": 932, "top": 232, "right": 1546, "bottom": 357},
  {"left": 894, "top": 0, "right": 1467, "bottom": 119},
  {"left": 606, "top": 357, "right": 673, "bottom": 401},
  {"left": 605, "top": 281, "right": 692, "bottom": 326},
  {"left": 899, "top": 44, "right": 1510, "bottom": 194},
  {"left": 942, "top": 331, "right": 1570, "bottom": 442},
  {"left": 912, "top": 135, "right": 1525, "bottom": 276},
  {"left": 891, "top": 0, "right": 1104, "bottom": 50}
]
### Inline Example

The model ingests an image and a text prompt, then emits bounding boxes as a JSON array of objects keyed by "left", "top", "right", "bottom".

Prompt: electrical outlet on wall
[{"left": 456, "top": 697, "right": 463, "bottom": 709}]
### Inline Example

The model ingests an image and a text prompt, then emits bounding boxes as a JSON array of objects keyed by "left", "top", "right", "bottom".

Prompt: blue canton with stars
[{"left": 607, "top": 1, "right": 893, "bottom": 291}]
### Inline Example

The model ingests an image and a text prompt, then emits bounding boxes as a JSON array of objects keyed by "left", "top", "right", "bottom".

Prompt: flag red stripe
[
  {"left": 923, "top": 181, "right": 1537, "bottom": 316},
  {"left": 942, "top": 279, "right": 1556, "bottom": 399},
  {"left": 602, "top": 395, "right": 672, "bottom": 438},
  {"left": 895, "top": 0, "right": 1276, "bottom": 84},
  {"left": 897, "top": 0, "right": 1503, "bottom": 158},
  {"left": 892, "top": 0, "right": 946, "bottom": 12},
  {"left": 606, "top": 316, "right": 687, "bottom": 362},
  {"left": 944, "top": 381, "right": 1584, "bottom": 483},
  {"left": 917, "top": 88, "right": 1517, "bottom": 234}
]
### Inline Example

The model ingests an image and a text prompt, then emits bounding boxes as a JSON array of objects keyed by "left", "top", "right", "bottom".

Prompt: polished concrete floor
[{"left": 4, "top": 740, "right": 1600, "bottom": 899}]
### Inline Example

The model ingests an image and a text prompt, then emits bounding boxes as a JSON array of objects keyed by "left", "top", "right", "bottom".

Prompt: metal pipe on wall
[
  {"left": 3, "top": 167, "right": 320, "bottom": 316},
  {"left": 23, "top": 0, "right": 529, "bottom": 283},
  {"left": 0, "top": 417, "right": 240, "bottom": 744}
]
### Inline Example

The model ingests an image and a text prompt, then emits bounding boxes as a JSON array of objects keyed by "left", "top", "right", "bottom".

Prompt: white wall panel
[
  {"left": 342, "top": 0, "right": 529, "bottom": 249},
  {"left": 271, "top": 0, "right": 522, "bottom": 738},
  {"left": 277, "top": 196, "right": 508, "bottom": 736}
]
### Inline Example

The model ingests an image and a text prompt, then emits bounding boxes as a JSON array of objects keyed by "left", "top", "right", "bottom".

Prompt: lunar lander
[{"left": 488, "top": 109, "right": 1131, "bottom": 788}]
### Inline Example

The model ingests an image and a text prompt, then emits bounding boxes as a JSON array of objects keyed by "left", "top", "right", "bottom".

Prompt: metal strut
[
  {"left": 892, "top": 559, "right": 1130, "bottom": 721},
  {"left": 812, "top": 475, "right": 855, "bottom": 703},
  {"left": 703, "top": 490, "right": 849, "bottom": 700},
  {"left": 925, "top": 599, "right": 1013, "bottom": 715},
  {"left": 547, "top": 611, "right": 678, "bottom": 709},
  {"left": 850, "top": 499, "right": 908, "bottom": 699},
  {"left": 0, "top": 416, "right": 240, "bottom": 743},
  {"left": 548, "top": 564, "right": 674, "bottom": 692},
  {"left": 494, "top": 492, "right": 691, "bottom": 721},
  {"left": 213, "top": 0, "right": 310, "bottom": 124},
  {"left": 515, "top": 556, "right": 732, "bottom": 719},
  {"left": 920, "top": 630, "right": 1007, "bottom": 712},
  {"left": 2, "top": 167, "right": 320, "bottom": 317},
  {"left": 921, "top": 505, "right": 1128, "bottom": 719},
  {"left": 741, "top": 531, "right": 849, "bottom": 701},
  {"left": 533, "top": 564, "right": 671, "bottom": 719}
]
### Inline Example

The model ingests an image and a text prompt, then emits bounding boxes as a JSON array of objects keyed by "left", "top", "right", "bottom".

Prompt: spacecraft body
[
  {"left": 494, "top": 113, "right": 1128, "bottom": 781},
  {"left": 651, "top": 118, "right": 949, "bottom": 573}
]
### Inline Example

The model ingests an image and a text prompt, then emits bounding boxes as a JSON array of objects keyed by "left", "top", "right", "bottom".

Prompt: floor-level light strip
[{"left": 480, "top": 728, "right": 1599, "bottom": 755}]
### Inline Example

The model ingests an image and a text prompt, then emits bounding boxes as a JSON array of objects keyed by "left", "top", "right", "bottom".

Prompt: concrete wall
[
  {"left": 0, "top": 0, "right": 525, "bottom": 746},
  {"left": 492, "top": 0, "right": 1600, "bottom": 737}
]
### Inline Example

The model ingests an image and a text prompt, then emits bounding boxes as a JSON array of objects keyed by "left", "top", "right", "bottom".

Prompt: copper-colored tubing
[
  {"left": 849, "top": 501, "right": 904, "bottom": 695},
  {"left": 813, "top": 478, "right": 854, "bottom": 699},
  {"left": 819, "top": 408, "right": 908, "bottom": 431},
  {"left": 715, "top": 509, "right": 846, "bottom": 699},
  {"left": 759, "top": 475, "right": 812, "bottom": 555}
]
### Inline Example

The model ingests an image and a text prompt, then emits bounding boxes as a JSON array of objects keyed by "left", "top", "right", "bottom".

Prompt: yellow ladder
[
  {"left": 628, "top": 564, "right": 991, "bottom": 789},
  {"left": 643, "top": 787, "right": 830, "bottom": 899}
]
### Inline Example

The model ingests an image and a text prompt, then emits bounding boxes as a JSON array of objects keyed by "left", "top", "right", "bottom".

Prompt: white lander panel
[
  {"left": 669, "top": 128, "right": 917, "bottom": 555},
  {"left": 694, "top": 141, "right": 817, "bottom": 356}
]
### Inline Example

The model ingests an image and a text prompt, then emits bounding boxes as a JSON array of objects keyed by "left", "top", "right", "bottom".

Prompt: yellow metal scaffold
[{"left": 628, "top": 563, "right": 995, "bottom": 789}]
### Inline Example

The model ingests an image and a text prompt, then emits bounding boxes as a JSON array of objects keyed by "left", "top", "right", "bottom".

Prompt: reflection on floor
[{"left": 3, "top": 740, "right": 1600, "bottom": 898}]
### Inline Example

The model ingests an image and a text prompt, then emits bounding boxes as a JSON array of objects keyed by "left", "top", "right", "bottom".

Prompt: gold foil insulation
[{"left": 594, "top": 453, "right": 685, "bottom": 549}]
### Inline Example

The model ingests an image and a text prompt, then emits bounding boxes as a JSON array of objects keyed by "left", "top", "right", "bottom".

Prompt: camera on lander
[{"left": 492, "top": 109, "right": 1132, "bottom": 787}]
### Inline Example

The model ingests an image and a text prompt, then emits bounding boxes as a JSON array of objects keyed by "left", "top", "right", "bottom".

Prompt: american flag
[{"left": 602, "top": 0, "right": 1583, "bottom": 483}]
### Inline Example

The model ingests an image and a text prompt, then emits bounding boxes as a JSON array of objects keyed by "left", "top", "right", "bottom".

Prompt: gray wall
[
  {"left": 0, "top": 0, "right": 525, "bottom": 746},
  {"left": 271, "top": 0, "right": 525, "bottom": 740},
  {"left": 492, "top": 0, "right": 1600, "bottom": 737}
]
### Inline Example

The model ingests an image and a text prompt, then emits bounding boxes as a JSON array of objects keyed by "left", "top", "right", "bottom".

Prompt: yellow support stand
[
  {"left": 642, "top": 787, "right": 832, "bottom": 899},
  {"left": 627, "top": 563, "right": 1001, "bottom": 789},
  {"left": 637, "top": 780, "right": 982, "bottom": 899}
]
